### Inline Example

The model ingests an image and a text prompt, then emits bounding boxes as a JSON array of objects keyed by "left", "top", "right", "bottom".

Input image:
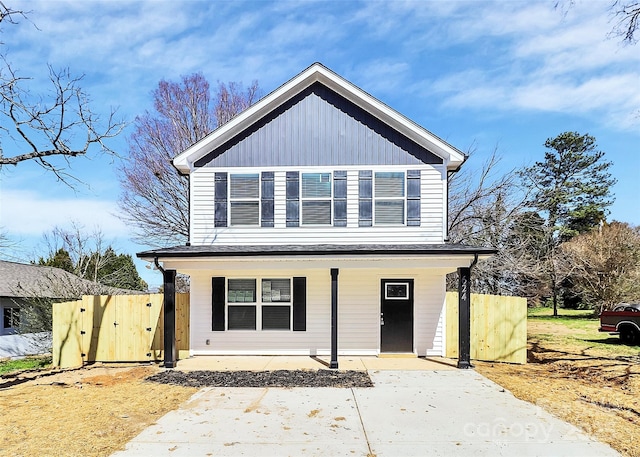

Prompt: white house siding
[
  {"left": 189, "top": 164, "right": 445, "bottom": 245},
  {"left": 174, "top": 259, "right": 448, "bottom": 357}
]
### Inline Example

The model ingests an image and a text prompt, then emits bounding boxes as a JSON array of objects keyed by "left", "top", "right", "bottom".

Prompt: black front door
[{"left": 380, "top": 279, "right": 414, "bottom": 353}]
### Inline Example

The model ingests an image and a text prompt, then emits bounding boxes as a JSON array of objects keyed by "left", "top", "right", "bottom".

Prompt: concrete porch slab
[{"left": 172, "top": 355, "right": 457, "bottom": 372}]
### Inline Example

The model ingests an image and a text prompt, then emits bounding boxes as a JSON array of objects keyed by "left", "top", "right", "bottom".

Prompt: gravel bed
[{"left": 146, "top": 369, "right": 373, "bottom": 388}]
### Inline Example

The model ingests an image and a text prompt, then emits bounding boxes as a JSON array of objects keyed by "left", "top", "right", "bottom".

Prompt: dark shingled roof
[
  {"left": 0, "top": 260, "right": 141, "bottom": 299},
  {"left": 137, "top": 243, "right": 496, "bottom": 259}
]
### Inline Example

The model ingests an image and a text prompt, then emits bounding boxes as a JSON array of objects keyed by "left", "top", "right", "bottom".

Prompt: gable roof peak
[{"left": 173, "top": 63, "right": 466, "bottom": 173}]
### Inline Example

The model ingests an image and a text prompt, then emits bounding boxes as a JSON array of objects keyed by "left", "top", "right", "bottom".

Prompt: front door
[{"left": 380, "top": 279, "right": 414, "bottom": 353}]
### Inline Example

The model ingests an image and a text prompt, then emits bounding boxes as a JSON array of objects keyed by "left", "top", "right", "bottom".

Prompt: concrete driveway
[{"left": 113, "top": 369, "right": 619, "bottom": 457}]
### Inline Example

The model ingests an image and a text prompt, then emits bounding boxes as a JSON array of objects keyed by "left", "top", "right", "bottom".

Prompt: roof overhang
[
  {"left": 173, "top": 63, "right": 466, "bottom": 174},
  {"left": 138, "top": 243, "right": 495, "bottom": 261}
]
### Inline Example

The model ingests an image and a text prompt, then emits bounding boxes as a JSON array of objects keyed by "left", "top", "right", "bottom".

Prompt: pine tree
[{"left": 520, "top": 131, "right": 616, "bottom": 315}]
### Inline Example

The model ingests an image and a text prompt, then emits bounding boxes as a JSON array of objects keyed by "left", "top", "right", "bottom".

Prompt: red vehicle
[{"left": 599, "top": 303, "right": 640, "bottom": 345}]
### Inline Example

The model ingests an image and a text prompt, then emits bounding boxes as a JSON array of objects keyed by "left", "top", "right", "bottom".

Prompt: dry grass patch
[
  {"left": 476, "top": 308, "right": 640, "bottom": 457},
  {"left": 0, "top": 364, "right": 197, "bottom": 457}
]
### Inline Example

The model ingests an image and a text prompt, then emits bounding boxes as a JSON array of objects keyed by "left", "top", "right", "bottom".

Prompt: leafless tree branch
[{"left": 0, "top": 6, "right": 125, "bottom": 187}]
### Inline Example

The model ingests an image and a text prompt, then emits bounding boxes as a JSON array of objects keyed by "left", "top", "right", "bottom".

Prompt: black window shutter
[
  {"left": 212, "top": 277, "right": 225, "bottom": 331},
  {"left": 214, "top": 173, "right": 228, "bottom": 228},
  {"left": 292, "top": 277, "right": 306, "bottom": 331},
  {"left": 358, "top": 170, "right": 372, "bottom": 227},
  {"left": 286, "top": 171, "right": 299, "bottom": 227},
  {"left": 407, "top": 170, "right": 421, "bottom": 226},
  {"left": 261, "top": 172, "right": 274, "bottom": 227},
  {"left": 333, "top": 171, "right": 347, "bottom": 227}
]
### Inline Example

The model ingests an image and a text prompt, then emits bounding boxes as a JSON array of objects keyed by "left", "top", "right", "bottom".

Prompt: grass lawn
[
  {"left": 526, "top": 306, "right": 639, "bottom": 358},
  {"left": 476, "top": 306, "right": 640, "bottom": 457},
  {"left": 0, "top": 356, "right": 51, "bottom": 375}
]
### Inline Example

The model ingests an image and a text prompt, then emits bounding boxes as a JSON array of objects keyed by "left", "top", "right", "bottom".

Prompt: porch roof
[{"left": 137, "top": 243, "right": 496, "bottom": 259}]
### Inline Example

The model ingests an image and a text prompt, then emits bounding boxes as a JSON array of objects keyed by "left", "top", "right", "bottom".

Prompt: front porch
[{"left": 168, "top": 355, "right": 458, "bottom": 372}]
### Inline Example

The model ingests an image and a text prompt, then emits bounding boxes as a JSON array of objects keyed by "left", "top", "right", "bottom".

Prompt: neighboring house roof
[
  {"left": 138, "top": 243, "right": 496, "bottom": 259},
  {"left": 173, "top": 62, "right": 467, "bottom": 174},
  {"left": 0, "top": 260, "right": 138, "bottom": 299}
]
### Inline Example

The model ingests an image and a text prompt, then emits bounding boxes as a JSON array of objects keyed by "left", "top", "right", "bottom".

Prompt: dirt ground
[
  {"left": 0, "top": 364, "right": 197, "bottom": 457},
  {"left": 1, "top": 318, "right": 638, "bottom": 457},
  {"left": 476, "top": 320, "right": 640, "bottom": 457}
]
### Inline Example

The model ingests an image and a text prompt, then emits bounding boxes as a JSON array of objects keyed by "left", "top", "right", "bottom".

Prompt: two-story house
[{"left": 138, "top": 63, "right": 494, "bottom": 368}]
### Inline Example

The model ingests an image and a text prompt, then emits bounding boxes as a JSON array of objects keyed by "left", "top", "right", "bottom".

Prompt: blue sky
[{"left": 1, "top": 0, "right": 639, "bottom": 288}]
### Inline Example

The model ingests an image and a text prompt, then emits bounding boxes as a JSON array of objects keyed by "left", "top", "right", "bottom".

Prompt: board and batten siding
[
  {"left": 194, "top": 83, "right": 443, "bottom": 169},
  {"left": 182, "top": 264, "right": 447, "bottom": 356},
  {"left": 189, "top": 164, "right": 446, "bottom": 245}
]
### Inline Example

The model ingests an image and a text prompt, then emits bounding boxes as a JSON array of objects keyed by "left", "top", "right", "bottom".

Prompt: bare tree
[
  {"left": 118, "top": 74, "right": 260, "bottom": 246},
  {"left": 556, "top": 1, "right": 640, "bottom": 44},
  {"left": 40, "top": 222, "right": 110, "bottom": 282},
  {"left": 611, "top": 1, "right": 640, "bottom": 43},
  {"left": 560, "top": 222, "right": 640, "bottom": 313},
  {"left": 448, "top": 149, "right": 523, "bottom": 244},
  {"left": 0, "top": 3, "right": 125, "bottom": 187},
  {"left": 447, "top": 149, "right": 530, "bottom": 296}
]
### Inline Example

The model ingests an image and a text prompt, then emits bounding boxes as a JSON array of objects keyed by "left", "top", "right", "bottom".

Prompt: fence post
[{"left": 163, "top": 269, "right": 177, "bottom": 368}]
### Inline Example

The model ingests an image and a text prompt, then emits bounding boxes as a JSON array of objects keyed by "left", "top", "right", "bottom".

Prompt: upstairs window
[
  {"left": 229, "top": 174, "right": 260, "bottom": 226},
  {"left": 301, "top": 173, "right": 332, "bottom": 225},
  {"left": 374, "top": 171, "right": 405, "bottom": 225}
]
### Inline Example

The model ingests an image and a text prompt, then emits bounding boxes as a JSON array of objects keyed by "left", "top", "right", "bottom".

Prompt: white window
[
  {"left": 375, "top": 171, "right": 405, "bottom": 225},
  {"left": 229, "top": 174, "right": 259, "bottom": 226},
  {"left": 301, "top": 173, "right": 332, "bottom": 225},
  {"left": 227, "top": 278, "right": 292, "bottom": 331}
]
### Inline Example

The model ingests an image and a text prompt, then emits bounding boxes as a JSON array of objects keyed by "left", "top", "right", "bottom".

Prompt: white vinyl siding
[
  {"left": 190, "top": 165, "right": 446, "bottom": 245},
  {"left": 176, "top": 260, "right": 447, "bottom": 357}
]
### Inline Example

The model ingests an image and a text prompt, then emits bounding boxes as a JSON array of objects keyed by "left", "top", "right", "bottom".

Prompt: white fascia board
[
  {"left": 173, "top": 63, "right": 466, "bottom": 173},
  {"left": 157, "top": 253, "right": 489, "bottom": 272}
]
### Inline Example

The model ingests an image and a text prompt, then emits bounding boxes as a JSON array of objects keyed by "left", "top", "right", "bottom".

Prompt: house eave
[
  {"left": 137, "top": 243, "right": 496, "bottom": 261},
  {"left": 173, "top": 63, "right": 466, "bottom": 173}
]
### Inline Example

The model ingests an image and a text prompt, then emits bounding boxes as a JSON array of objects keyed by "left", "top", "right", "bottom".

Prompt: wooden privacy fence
[
  {"left": 53, "top": 293, "right": 189, "bottom": 369},
  {"left": 445, "top": 292, "right": 527, "bottom": 364},
  {"left": 53, "top": 292, "right": 526, "bottom": 368}
]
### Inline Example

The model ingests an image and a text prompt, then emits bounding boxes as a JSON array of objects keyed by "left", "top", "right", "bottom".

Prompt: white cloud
[
  {"left": 1, "top": 189, "right": 129, "bottom": 238},
  {"left": 411, "top": 1, "right": 640, "bottom": 131}
]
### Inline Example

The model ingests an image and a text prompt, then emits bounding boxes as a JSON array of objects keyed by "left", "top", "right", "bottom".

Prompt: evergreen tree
[
  {"left": 520, "top": 132, "right": 616, "bottom": 315},
  {"left": 37, "top": 248, "right": 74, "bottom": 273},
  {"left": 522, "top": 132, "right": 616, "bottom": 241}
]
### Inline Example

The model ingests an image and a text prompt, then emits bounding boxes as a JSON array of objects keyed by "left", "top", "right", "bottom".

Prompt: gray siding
[{"left": 195, "top": 83, "right": 442, "bottom": 168}]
